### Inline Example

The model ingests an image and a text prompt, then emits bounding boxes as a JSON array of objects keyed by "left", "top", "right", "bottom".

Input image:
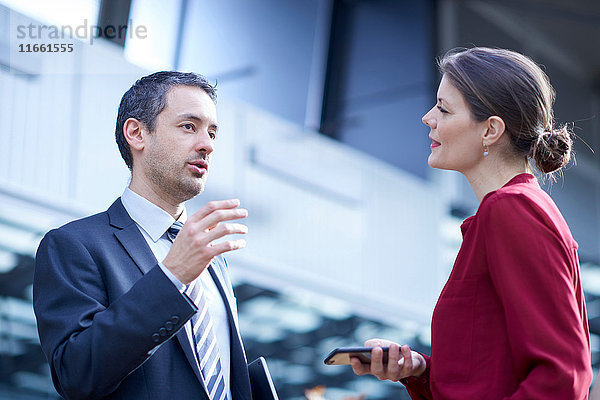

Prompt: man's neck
[{"left": 128, "top": 177, "right": 184, "bottom": 220}]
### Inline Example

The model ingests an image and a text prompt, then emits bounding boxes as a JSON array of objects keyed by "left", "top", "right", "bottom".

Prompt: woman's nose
[{"left": 422, "top": 107, "right": 436, "bottom": 128}]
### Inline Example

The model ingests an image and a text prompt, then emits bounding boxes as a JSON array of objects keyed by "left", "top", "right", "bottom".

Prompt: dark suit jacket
[{"left": 33, "top": 198, "right": 252, "bottom": 400}]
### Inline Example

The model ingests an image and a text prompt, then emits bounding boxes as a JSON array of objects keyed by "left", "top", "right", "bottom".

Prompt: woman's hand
[{"left": 350, "top": 338, "right": 426, "bottom": 382}]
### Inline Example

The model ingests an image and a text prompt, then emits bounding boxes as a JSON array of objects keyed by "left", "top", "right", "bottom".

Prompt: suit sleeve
[
  {"left": 482, "top": 194, "right": 591, "bottom": 399},
  {"left": 33, "top": 228, "right": 197, "bottom": 400}
]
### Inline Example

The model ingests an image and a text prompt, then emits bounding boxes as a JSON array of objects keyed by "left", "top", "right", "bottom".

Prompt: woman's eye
[{"left": 437, "top": 105, "right": 448, "bottom": 114}]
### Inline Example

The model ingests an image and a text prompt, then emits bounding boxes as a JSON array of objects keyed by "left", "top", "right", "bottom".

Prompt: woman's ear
[
  {"left": 482, "top": 116, "right": 506, "bottom": 145},
  {"left": 123, "top": 118, "right": 146, "bottom": 151}
]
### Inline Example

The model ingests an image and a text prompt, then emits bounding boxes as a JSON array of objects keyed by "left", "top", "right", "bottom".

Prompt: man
[{"left": 33, "top": 72, "right": 252, "bottom": 400}]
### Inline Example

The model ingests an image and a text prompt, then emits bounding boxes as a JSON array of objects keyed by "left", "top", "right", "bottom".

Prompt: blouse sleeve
[
  {"left": 482, "top": 193, "right": 591, "bottom": 399},
  {"left": 401, "top": 353, "right": 433, "bottom": 399}
]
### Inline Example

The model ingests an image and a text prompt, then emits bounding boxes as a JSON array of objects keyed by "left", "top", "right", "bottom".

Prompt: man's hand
[
  {"left": 162, "top": 199, "right": 248, "bottom": 284},
  {"left": 350, "top": 338, "right": 426, "bottom": 382}
]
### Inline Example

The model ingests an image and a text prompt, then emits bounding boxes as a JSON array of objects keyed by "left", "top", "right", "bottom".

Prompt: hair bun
[{"left": 530, "top": 125, "right": 573, "bottom": 173}]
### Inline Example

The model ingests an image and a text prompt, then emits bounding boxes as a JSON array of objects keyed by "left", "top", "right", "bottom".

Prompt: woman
[{"left": 351, "top": 48, "right": 593, "bottom": 399}]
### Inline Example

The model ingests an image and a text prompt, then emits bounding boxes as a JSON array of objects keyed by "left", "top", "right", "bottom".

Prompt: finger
[
  {"left": 209, "top": 239, "right": 247, "bottom": 256},
  {"left": 197, "top": 208, "right": 248, "bottom": 231},
  {"left": 188, "top": 199, "right": 241, "bottom": 222},
  {"left": 413, "top": 352, "right": 427, "bottom": 377},
  {"left": 386, "top": 343, "right": 401, "bottom": 378},
  {"left": 399, "top": 345, "right": 413, "bottom": 372},
  {"left": 205, "top": 223, "right": 248, "bottom": 242},
  {"left": 350, "top": 357, "right": 369, "bottom": 376},
  {"left": 370, "top": 347, "right": 385, "bottom": 379}
]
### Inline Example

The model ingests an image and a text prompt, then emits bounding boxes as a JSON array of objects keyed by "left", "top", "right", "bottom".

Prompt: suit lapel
[
  {"left": 175, "top": 264, "right": 245, "bottom": 397},
  {"left": 108, "top": 199, "right": 250, "bottom": 398},
  {"left": 114, "top": 226, "right": 157, "bottom": 275},
  {"left": 208, "top": 265, "right": 245, "bottom": 358},
  {"left": 108, "top": 199, "right": 157, "bottom": 275},
  {"left": 107, "top": 199, "right": 208, "bottom": 389},
  {"left": 209, "top": 265, "right": 252, "bottom": 400},
  {"left": 175, "top": 328, "right": 206, "bottom": 388}
]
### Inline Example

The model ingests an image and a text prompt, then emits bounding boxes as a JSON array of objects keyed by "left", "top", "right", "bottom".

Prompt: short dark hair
[
  {"left": 439, "top": 47, "right": 572, "bottom": 176},
  {"left": 115, "top": 71, "right": 217, "bottom": 170}
]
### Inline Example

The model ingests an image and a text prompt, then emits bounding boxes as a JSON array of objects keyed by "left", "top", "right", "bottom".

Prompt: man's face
[{"left": 141, "top": 85, "right": 218, "bottom": 203}]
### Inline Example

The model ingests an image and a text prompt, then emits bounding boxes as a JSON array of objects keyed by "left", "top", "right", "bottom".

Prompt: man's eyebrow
[{"left": 176, "top": 113, "right": 202, "bottom": 122}]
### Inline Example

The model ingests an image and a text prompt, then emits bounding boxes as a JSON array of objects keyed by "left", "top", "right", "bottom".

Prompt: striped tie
[
  {"left": 167, "top": 222, "right": 228, "bottom": 400},
  {"left": 166, "top": 221, "right": 184, "bottom": 242}
]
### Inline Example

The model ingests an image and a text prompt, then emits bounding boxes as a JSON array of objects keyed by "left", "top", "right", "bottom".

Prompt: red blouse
[{"left": 404, "top": 174, "right": 592, "bottom": 399}]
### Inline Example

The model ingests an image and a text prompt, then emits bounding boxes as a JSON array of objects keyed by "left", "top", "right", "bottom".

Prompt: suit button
[
  {"left": 159, "top": 328, "right": 167, "bottom": 337},
  {"left": 170, "top": 316, "right": 179, "bottom": 324},
  {"left": 152, "top": 333, "right": 160, "bottom": 343},
  {"left": 165, "top": 321, "right": 174, "bottom": 331}
]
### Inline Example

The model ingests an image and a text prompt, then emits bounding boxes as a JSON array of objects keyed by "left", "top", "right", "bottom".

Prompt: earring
[{"left": 483, "top": 143, "right": 489, "bottom": 157}]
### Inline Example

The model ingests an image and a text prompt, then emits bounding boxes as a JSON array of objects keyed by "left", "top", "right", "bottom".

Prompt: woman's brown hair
[{"left": 439, "top": 47, "right": 573, "bottom": 176}]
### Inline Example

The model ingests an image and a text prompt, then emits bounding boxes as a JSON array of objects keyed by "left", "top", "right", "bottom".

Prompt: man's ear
[
  {"left": 123, "top": 118, "right": 146, "bottom": 151},
  {"left": 482, "top": 116, "right": 506, "bottom": 146}
]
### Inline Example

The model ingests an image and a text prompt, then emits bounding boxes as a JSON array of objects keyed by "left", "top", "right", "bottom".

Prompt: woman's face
[{"left": 422, "top": 75, "right": 487, "bottom": 173}]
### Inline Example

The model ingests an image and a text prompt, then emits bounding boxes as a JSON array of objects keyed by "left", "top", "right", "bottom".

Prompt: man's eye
[
  {"left": 209, "top": 131, "right": 216, "bottom": 140},
  {"left": 182, "top": 123, "right": 194, "bottom": 130}
]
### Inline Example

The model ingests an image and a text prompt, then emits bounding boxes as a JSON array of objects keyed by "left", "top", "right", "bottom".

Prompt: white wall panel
[
  {"left": 74, "top": 40, "right": 146, "bottom": 211},
  {"left": 0, "top": 5, "right": 448, "bottom": 324},
  {"left": 361, "top": 165, "right": 443, "bottom": 318}
]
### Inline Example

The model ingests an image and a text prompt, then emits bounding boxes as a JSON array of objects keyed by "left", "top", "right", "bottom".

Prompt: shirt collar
[{"left": 121, "top": 187, "right": 187, "bottom": 242}]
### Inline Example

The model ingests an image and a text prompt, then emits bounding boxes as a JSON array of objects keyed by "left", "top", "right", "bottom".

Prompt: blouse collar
[{"left": 460, "top": 173, "right": 537, "bottom": 236}]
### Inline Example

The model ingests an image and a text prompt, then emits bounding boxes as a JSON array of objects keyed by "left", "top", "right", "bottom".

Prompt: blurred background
[{"left": 0, "top": 0, "right": 599, "bottom": 398}]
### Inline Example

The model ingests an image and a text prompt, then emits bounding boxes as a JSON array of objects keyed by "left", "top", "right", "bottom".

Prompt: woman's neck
[{"left": 463, "top": 157, "right": 529, "bottom": 203}]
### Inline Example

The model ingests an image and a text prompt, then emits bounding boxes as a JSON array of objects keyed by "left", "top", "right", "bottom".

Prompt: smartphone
[{"left": 323, "top": 346, "right": 390, "bottom": 365}]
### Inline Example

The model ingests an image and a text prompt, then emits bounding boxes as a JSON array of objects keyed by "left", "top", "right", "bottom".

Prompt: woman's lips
[{"left": 430, "top": 138, "right": 441, "bottom": 148}]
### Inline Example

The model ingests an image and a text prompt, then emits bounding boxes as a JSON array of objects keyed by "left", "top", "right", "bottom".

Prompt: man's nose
[{"left": 195, "top": 131, "right": 214, "bottom": 154}]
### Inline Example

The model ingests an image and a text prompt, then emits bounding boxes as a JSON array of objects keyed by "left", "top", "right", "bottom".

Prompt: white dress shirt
[{"left": 121, "top": 188, "right": 231, "bottom": 399}]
